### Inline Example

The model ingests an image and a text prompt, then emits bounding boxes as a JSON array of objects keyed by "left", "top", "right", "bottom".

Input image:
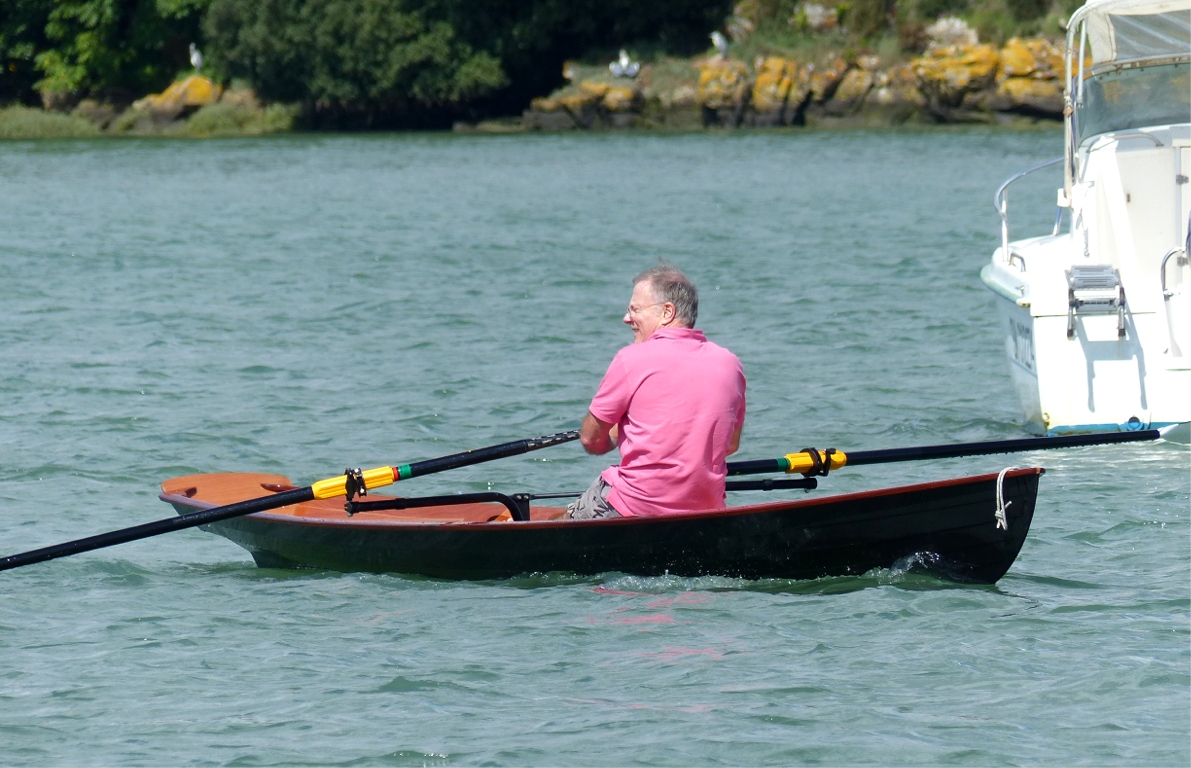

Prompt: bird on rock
[
  {"left": 189, "top": 43, "right": 203, "bottom": 73},
  {"left": 609, "top": 49, "right": 640, "bottom": 78},
  {"left": 710, "top": 31, "right": 729, "bottom": 58}
]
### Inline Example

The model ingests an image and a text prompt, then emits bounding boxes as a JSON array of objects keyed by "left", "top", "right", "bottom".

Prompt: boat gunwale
[{"left": 159, "top": 467, "right": 1045, "bottom": 531}]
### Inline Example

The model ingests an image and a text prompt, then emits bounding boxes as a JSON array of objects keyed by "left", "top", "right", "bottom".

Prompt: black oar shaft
[
  {"left": 398, "top": 430, "right": 579, "bottom": 479},
  {"left": 726, "top": 429, "right": 1161, "bottom": 477},
  {"left": 844, "top": 429, "right": 1161, "bottom": 466},
  {"left": 0, "top": 487, "right": 314, "bottom": 573},
  {"left": 726, "top": 458, "right": 786, "bottom": 475}
]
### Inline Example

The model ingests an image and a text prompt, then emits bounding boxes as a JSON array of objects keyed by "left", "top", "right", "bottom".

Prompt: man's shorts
[{"left": 565, "top": 477, "right": 623, "bottom": 519}]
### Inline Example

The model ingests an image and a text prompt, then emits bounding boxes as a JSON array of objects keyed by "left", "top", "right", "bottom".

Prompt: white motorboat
[{"left": 981, "top": 0, "right": 1190, "bottom": 438}]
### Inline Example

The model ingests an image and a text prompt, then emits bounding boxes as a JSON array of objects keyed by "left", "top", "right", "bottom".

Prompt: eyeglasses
[{"left": 625, "top": 302, "right": 664, "bottom": 316}]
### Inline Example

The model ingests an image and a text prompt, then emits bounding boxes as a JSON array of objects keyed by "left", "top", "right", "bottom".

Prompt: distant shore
[
  {"left": 481, "top": 37, "right": 1065, "bottom": 134},
  {"left": 0, "top": 78, "right": 297, "bottom": 141},
  {"left": 2, "top": 38, "right": 1064, "bottom": 140}
]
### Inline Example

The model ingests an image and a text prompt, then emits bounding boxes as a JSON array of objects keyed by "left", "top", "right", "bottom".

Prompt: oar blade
[{"left": 0, "top": 428, "right": 581, "bottom": 574}]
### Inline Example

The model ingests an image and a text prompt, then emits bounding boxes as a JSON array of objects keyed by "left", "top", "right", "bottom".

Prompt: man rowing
[{"left": 566, "top": 265, "right": 746, "bottom": 519}]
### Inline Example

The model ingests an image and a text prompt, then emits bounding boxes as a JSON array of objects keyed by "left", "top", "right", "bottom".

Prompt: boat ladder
[{"left": 1067, "top": 264, "right": 1126, "bottom": 338}]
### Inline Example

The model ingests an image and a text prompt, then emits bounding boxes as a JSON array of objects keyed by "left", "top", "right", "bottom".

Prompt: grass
[
  {"left": 0, "top": 106, "right": 100, "bottom": 139},
  {"left": 171, "top": 102, "right": 298, "bottom": 137},
  {"left": 0, "top": 100, "right": 298, "bottom": 140}
]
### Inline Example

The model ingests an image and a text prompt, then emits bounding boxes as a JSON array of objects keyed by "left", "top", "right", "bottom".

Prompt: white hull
[
  {"left": 981, "top": 0, "right": 1190, "bottom": 438},
  {"left": 985, "top": 252, "right": 1190, "bottom": 435}
]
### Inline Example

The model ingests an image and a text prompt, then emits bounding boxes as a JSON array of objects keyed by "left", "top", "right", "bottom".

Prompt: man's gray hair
[{"left": 633, "top": 264, "right": 698, "bottom": 328}]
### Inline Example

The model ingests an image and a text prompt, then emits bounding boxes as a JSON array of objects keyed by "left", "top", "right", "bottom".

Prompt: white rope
[{"left": 995, "top": 467, "right": 1019, "bottom": 531}]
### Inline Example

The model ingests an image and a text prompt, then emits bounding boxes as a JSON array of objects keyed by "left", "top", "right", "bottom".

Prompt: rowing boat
[{"left": 158, "top": 468, "right": 1043, "bottom": 583}]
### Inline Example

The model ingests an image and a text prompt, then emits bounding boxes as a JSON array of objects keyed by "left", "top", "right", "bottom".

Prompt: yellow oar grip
[
  {"left": 783, "top": 450, "right": 848, "bottom": 474},
  {"left": 311, "top": 466, "right": 397, "bottom": 499}
]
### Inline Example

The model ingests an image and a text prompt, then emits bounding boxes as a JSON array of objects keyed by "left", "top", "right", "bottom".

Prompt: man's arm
[
  {"left": 727, "top": 422, "right": 743, "bottom": 456},
  {"left": 580, "top": 412, "right": 618, "bottom": 455}
]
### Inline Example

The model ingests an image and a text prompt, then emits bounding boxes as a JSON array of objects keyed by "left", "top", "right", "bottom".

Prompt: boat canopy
[
  {"left": 1061, "top": 0, "right": 1190, "bottom": 181},
  {"left": 1072, "top": 0, "right": 1191, "bottom": 72}
]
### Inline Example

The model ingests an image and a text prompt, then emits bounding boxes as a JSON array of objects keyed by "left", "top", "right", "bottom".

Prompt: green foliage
[
  {"left": 916, "top": 0, "right": 968, "bottom": 21},
  {"left": 0, "top": 103, "right": 99, "bottom": 136},
  {"left": 842, "top": 0, "right": 895, "bottom": 40},
  {"left": 0, "top": 0, "right": 53, "bottom": 104},
  {"left": 204, "top": 0, "right": 732, "bottom": 126},
  {"left": 204, "top": 0, "right": 505, "bottom": 110},
  {"left": 33, "top": 0, "right": 209, "bottom": 102}
]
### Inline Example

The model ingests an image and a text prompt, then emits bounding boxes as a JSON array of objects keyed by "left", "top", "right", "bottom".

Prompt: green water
[{"left": 0, "top": 130, "right": 1187, "bottom": 765}]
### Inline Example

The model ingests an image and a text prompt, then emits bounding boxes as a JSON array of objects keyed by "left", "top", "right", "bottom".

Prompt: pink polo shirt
[{"left": 590, "top": 327, "right": 746, "bottom": 517}]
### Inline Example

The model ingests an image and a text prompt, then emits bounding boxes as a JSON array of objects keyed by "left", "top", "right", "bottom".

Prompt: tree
[
  {"left": 0, "top": 0, "right": 53, "bottom": 104},
  {"left": 204, "top": 0, "right": 505, "bottom": 126},
  {"left": 204, "top": 0, "right": 733, "bottom": 127},
  {"left": 33, "top": 0, "right": 209, "bottom": 105}
]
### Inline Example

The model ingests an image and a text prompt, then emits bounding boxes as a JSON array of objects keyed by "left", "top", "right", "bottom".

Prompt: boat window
[
  {"left": 1084, "top": 9, "right": 1191, "bottom": 68},
  {"left": 1077, "top": 62, "right": 1191, "bottom": 142}
]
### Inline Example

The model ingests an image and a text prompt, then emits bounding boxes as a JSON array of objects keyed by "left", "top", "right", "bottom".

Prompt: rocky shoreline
[
  {"left": 501, "top": 37, "right": 1064, "bottom": 133},
  {"left": 1, "top": 37, "right": 1065, "bottom": 140},
  {"left": 0, "top": 75, "right": 295, "bottom": 140}
]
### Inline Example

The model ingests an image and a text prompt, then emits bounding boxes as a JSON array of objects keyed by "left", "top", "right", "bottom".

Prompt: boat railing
[
  {"left": 1094, "top": 131, "right": 1164, "bottom": 148},
  {"left": 995, "top": 156, "right": 1063, "bottom": 270},
  {"left": 1161, "top": 247, "right": 1188, "bottom": 298}
]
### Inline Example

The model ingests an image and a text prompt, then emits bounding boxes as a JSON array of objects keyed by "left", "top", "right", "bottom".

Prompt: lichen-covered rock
[
  {"left": 132, "top": 75, "right": 222, "bottom": 120},
  {"left": 857, "top": 54, "right": 882, "bottom": 71},
  {"left": 556, "top": 93, "right": 592, "bottom": 112},
  {"left": 698, "top": 59, "right": 749, "bottom": 110},
  {"left": 866, "top": 63, "right": 925, "bottom": 108},
  {"left": 523, "top": 108, "right": 577, "bottom": 130},
  {"left": 524, "top": 78, "right": 642, "bottom": 129},
  {"left": 913, "top": 44, "right": 999, "bottom": 112},
  {"left": 748, "top": 57, "right": 813, "bottom": 126},
  {"left": 751, "top": 57, "right": 794, "bottom": 114},
  {"left": 553, "top": 83, "right": 607, "bottom": 128},
  {"left": 809, "top": 54, "right": 849, "bottom": 103},
  {"left": 994, "top": 77, "right": 1064, "bottom": 115},
  {"left": 825, "top": 68, "right": 874, "bottom": 115},
  {"left": 602, "top": 85, "right": 641, "bottom": 113},
  {"left": 858, "top": 63, "right": 925, "bottom": 123},
  {"left": 579, "top": 81, "right": 610, "bottom": 100},
  {"left": 787, "top": 63, "right": 813, "bottom": 112},
  {"left": 988, "top": 38, "right": 1064, "bottom": 117},
  {"left": 998, "top": 38, "right": 1063, "bottom": 80},
  {"left": 668, "top": 84, "right": 698, "bottom": 107}
]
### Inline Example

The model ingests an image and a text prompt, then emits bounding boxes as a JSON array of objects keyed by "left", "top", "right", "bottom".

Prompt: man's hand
[{"left": 580, "top": 412, "right": 618, "bottom": 455}]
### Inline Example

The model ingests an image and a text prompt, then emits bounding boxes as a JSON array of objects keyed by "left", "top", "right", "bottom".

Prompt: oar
[
  {"left": 727, "top": 429, "right": 1162, "bottom": 477},
  {"left": 0, "top": 430, "right": 579, "bottom": 573}
]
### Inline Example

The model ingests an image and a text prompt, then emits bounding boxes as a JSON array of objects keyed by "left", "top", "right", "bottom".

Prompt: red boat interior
[{"left": 161, "top": 473, "right": 568, "bottom": 523}]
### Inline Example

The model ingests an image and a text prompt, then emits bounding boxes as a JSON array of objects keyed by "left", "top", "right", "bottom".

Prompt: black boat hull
[{"left": 162, "top": 469, "right": 1042, "bottom": 584}]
